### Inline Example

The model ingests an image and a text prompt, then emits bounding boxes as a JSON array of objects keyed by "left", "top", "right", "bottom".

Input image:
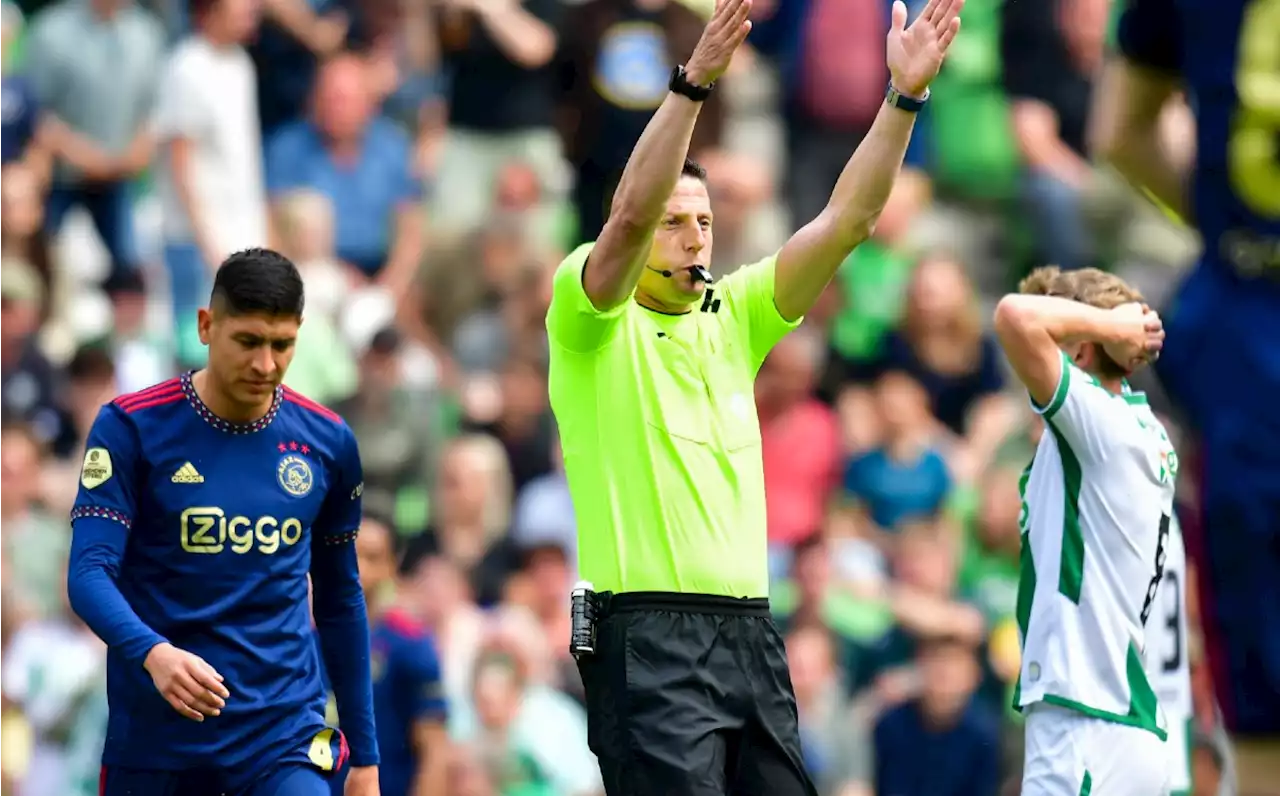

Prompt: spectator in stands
[
  {"left": 787, "top": 624, "right": 872, "bottom": 796},
  {"left": 0, "top": 261, "right": 63, "bottom": 446},
  {"left": 510, "top": 436, "right": 577, "bottom": 568},
  {"left": 837, "top": 254, "right": 1016, "bottom": 480},
  {"left": 0, "top": 425, "right": 66, "bottom": 620},
  {"left": 502, "top": 541, "right": 581, "bottom": 706},
  {"left": 556, "top": 0, "right": 722, "bottom": 241},
  {"left": 433, "top": 0, "right": 563, "bottom": 232},
  {"left": 474, "top": 348, "right": 555, "bottom": 492},
  {"left": 337, "top": 327, "right": 444, "bottom": 527},
  {"left": 1, "top": 165, "right": 53, "bottom": 306},
  {"left": 1000, "top": 0, "right": 1109, "bottom": 271},
  {"left": 873, "top": 635, "right": 1002, "bottom": 796},
  {"left": 749, "top": 0, "right": 930, "bottom": 233},
  {"left": 266, "top": 53, "right": 425, "bottom": 294},
  {"left": 153, "top": 0, "right": 268, "bottom": 366},
  {"left": 25, "top": 0, "right": 165, "bottom": 288},
  {"left": 404, "top": 433, "right": 520, "bottom": 607},
  {"left": 249, "top": 0, "right": 350, "bottom": 134},
  {"left": 699, "top": 149, "right": 782, "bottom": 274},
  {"left": 452, "top": 609, "right": 601, "bottom": 796},
  {"left": 759, "top": 326, "right": 841, "bottom": 557},
  {"left": 840, "top": 371, "right": 950, "bottom": 552},
  {"left": 2, "top": 3, "right": 45, "bottom": 173},
  {"left": 2, "top": 570, "right": 108, "bottom": 796},
  {"left": 104, "top": 268, "right": 170, "bottom": 394},
  {"left": 850, "top": 524, "right": 985, "bottom": 697}
]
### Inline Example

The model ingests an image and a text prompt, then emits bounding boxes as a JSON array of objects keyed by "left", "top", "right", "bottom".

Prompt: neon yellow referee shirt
[{"left": 546, "top": 243, "right": 800, "bottom": 598}]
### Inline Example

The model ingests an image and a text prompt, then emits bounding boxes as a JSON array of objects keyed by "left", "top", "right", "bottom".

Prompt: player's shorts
[
  {"left": 100, "top": 727, "right": 348, "bottom": 796},
  {"left": 1021, "top": 703, "right": 1170, "bottom": 796},
  {"left": 1156, "top": 270, "right": 1280, "bottom": 737},
  {"left": 577, "top": 591, "right": 818, "bottom": 796}
]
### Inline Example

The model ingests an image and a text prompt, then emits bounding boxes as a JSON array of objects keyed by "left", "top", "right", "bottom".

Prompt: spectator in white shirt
[{"left": 153, "top": 0, "right": 268, "bottom": 366}]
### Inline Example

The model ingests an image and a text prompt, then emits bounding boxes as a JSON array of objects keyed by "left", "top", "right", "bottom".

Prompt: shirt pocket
[
  {"left": 707, "top": 339, "right": 761, "bottom": 452},
  {"left": 645, "top": 338, "right": 713, "bottom": 445}
]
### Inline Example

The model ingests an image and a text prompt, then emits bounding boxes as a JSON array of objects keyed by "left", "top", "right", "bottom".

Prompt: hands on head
[{"left": 1103, "top": 302, "right": 1165, "bottom": 374}]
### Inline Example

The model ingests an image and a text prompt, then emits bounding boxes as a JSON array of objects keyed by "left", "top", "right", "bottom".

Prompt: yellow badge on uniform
[{"left": 80, "top": 448, "right": 113, "bottom": 489}]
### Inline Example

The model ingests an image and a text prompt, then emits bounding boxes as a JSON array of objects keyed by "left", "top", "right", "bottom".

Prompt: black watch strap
[
  {"left": 885, "top": 84, "right": 930, "bottom": 113},
  {"left": 669, "top": 65, "right": 715, "bottom": 102}
]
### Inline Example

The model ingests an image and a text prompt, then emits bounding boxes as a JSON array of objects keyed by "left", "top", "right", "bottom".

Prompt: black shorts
[{"left": 577, "top": 591, "right": 817, "bottom": 796}]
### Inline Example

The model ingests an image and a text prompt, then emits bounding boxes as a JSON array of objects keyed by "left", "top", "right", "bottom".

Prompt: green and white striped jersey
[{"left": 1014, "top": 351, "right": 1178, "bottom": 740}]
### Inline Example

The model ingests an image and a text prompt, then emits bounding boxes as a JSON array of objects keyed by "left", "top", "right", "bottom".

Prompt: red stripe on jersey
[
  {"left": 337, "top": 730, "right": 350, "bottom": 773},
  {"left": 118, "top": 387, "right": 184, "bottom": 414},
  {"left": 282, "top": 388, "right": 341, "bottom": 423},
  {"left": 99, "top": 766, "right": 107, "bottom": 796},
  {"left": 115, "top": 379, "right": 181, "bottom": 410},
  {"left": 113, "top": 378, "right": 180, "bottom": 404}
]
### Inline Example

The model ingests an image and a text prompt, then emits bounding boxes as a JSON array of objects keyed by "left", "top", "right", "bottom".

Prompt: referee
[{"left": 546, "top": 0, "right": 964, "bottom": 793}]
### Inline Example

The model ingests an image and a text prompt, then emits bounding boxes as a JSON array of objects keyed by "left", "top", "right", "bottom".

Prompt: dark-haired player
[
  {"left": 323, "top": 517, "right": 449, "bottom": 796},
  {"left": 1092, "top": 2, "right": 1280, "bottom": 793},
  {"left": 67, "top": 249, "right": 380, "bottom": 796}
]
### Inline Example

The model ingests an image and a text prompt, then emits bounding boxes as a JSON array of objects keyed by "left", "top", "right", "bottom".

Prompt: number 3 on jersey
[{"left": 1229, "top": 0, "right": 1280, "bottom": 217}]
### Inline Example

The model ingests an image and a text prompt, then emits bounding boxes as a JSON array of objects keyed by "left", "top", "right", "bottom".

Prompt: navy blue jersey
[
  {"left": 1118, "top": 0, "right": 1280, "bottom": 283},
  {"left": 68, "top": 373, "right": 377, "bottom": 775},
  {"left": 324, "top": 609, "right": 448, "bottom": 796}
]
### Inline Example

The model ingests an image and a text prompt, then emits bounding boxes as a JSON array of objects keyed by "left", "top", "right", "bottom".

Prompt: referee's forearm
[
  {"left": 823, "top": 101, "right": 917, "bottom": 242},
  {"left": 608, "top": 93, "right": 701, "bottom": 229},
  {"left": 587, "top": 91, "right": 702, "bottom": 309}
]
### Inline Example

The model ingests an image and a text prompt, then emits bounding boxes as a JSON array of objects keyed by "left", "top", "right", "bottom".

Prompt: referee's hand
[
  {"left": 144, "top": 642, "right": 230, "bottom": 722},
  {"left": 685, "top": 0, "right": 754, "bottom": 87}
]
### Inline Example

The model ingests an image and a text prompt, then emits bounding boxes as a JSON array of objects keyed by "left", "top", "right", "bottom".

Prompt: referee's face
[{"left": 638, "top": 176, "right": 713, "bottom": 310}]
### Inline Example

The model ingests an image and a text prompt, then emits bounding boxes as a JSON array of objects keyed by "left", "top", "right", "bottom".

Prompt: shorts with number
[{"left": 1021, "top": 703, "right": 1170, "bottom": 796}]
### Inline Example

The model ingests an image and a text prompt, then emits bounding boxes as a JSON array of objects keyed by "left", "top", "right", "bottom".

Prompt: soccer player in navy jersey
[
  {"left": 67, "top": 249, "right": 380, "bottom": 796},
  {"left": 325, "top": 517, "right": 449, "bottom": 796},
  {"left": 1092, "top": 2, "right": 1280, "bottom": 793}
]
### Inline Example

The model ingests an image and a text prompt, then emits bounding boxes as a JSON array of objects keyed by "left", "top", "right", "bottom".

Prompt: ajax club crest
[{"left": 277, "top": 454, "right": 314, "bottom": 497}]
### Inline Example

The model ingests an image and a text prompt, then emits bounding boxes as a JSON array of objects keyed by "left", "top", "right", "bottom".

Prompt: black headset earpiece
[{"left": 646, "top": 266, "right": 674, "bottom": 278}]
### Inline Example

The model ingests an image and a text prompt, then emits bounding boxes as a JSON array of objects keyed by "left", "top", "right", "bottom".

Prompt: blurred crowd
[{"left": 0, "top": 0, "right": 1234, "bottom": 793}]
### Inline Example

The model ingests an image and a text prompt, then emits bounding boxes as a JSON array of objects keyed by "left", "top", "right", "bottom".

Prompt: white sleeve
[{"left": 1031, "top": 350, "right": 1118, "bottom": 464}]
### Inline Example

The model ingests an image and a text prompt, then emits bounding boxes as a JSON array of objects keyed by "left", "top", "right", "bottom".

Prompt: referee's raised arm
[{"left": 582, "top": 0, "right": 752, "bottom": 312}]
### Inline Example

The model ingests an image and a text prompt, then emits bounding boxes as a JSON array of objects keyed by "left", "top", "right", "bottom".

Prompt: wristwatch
[
  {"left": 669, "top": 65, "right": 715, "bottom": 102},
  {"left": 885, "top": 84, "right": 930, "bottom": 113}
]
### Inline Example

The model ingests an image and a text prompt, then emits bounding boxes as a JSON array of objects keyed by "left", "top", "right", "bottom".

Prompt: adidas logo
[{"left": 172, "top": 462, "right": 205, "bottom": 484}]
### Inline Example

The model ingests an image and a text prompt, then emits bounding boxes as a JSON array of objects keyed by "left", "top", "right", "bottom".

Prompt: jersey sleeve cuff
[
  {"left": 71, "top": 506, "right": 133, "bottom": 529},
  {"left": 554, "top": 243, "right": 628, "bottom": 320},
  {"left": 1031, "top": 351, "right": 1071, "bottom": 420}
]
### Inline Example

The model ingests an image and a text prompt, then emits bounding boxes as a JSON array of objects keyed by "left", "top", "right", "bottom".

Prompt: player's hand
[
  {"left": 684, "top": 0, "right": 753, "bottom": 87},
  {"left": 344, "top": 765, "right": 380, "bottom": 796},
  {"left": 1103, "top": 302, "right": 1164, "bottom": 372},
  {"left": 143, "top": 642, "right": 230, "bottom": 722},
  {"left": 886, "top": 0, "right": 964, "bottom": 99}
]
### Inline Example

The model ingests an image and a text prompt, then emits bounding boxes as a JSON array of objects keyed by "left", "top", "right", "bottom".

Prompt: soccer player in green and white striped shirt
[{"left": 995, "top": 266, "right": 1177, "bottom": 796}]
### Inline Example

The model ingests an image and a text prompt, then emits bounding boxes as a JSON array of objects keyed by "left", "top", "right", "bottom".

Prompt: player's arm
[
  {"left": 993, "top": 295, "right": 1161, "bottom": 457},
  {"left": 579, "top": 0, "right": 749, "bottom": 312},
  {"left": 773, "top": 0, "right": 960, "bottom": 322},
  {"left": 310, "top": 427, "right": 379, "bottom": 771},
  {"left": 67, "top": 404, "right": 228, "bottom": 721},
  {"left": 1089, "top": 0, "right": 1190, "bottom": 221},
  {"left": 66, "top": 406, "right": 167, "bottom": 662}
]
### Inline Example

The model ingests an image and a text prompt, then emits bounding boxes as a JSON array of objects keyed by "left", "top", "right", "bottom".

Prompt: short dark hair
[
  {"left": 682, "top": 157, "right": 707, "bottom": 183},
  {"left": 210, "top": 248, "right": 305, "bottom": 318}
]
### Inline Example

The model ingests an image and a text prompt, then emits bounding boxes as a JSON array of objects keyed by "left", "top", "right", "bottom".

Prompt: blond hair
[
  {"left": 1018, "top": 266, "right": 1143, "bottom": 309},
  {"left": 1019, "top": 267, "right": 1144, "bottom": 378}
]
